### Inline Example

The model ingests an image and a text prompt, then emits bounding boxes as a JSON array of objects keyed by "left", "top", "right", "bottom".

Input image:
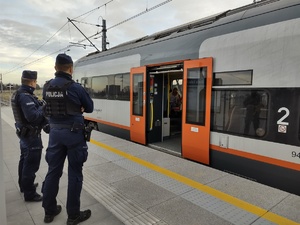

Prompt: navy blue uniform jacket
[
  {"left": 16, "top": 85, "right": 46, "bottom": 129},
  {"left": 43, "top": 71, "right": 93, "bottom": 125}
]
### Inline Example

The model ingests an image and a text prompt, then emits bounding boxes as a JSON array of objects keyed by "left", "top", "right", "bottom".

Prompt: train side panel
[
  {"left": 199, "top": 16, "right": 300, "bottom": 193},
  {"left": 74, "top": 0, "right": 300, "bottom": 195},
  {"left": 200, "top": 18, "right": 300, "bottom": 87}
]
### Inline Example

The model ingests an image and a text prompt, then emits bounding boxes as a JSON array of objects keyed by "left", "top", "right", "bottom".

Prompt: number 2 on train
[{"left": 277, "top": 107, "right": 289, "bottom": 125}]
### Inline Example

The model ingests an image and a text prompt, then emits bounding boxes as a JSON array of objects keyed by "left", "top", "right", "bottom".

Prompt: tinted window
[
  {"left": 214, "top": 70, "right": 252, "bottom": 86},
  {"left": 211, "top": 90, "right": 268, "bottom": 137},
  {"left": 186, "top": 68, "right": 207, "bottom": 125},
  {"left": 115, "top": 74, "right": 130, "bottom": 101},
  {"left": 91, "top": 74, "right": 130, "bottom": 101},
  {"left": 133, "top": 74, "right": 143, "bottom": 116},
  {"left": 91, "top": 76, "right": 108, "bottom": 99}
]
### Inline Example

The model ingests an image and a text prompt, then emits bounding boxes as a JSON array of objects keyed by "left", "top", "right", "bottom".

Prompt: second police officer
[
  {"left": 42, "top": 53, "right": 94, "bottom": 225},
  {"left": 11, "top": 70, "right": 48, "bottom": 202}
]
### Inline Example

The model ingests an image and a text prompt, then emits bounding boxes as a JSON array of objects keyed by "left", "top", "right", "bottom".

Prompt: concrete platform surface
[{"left": 2, "top": 105, "right": 300, "bottom": 225}]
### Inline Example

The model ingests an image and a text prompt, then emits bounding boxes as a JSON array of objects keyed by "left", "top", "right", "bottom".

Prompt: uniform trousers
[
  {"left": 18, "top": 134, "right": 42, "bottom": 199},
  {"left": 42, "top": 127, "right": 88, "bottom": 216}
]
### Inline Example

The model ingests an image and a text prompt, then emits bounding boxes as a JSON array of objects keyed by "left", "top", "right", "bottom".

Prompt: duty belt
[{"left": 50, "top": 123, "right": 85, "bottom": 130}]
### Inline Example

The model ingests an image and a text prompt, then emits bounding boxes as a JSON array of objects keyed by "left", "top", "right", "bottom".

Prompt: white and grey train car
[{"left": 73, "top": 0, "right": 300, "bottom": 195}]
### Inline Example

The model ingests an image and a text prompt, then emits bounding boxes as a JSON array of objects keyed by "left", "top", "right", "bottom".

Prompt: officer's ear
[
  {"left": 70, "top": 66, "right": 74, "bottom": 75},
  {"left": 29, "top": 79, "right": 37, "bottom": 88}
]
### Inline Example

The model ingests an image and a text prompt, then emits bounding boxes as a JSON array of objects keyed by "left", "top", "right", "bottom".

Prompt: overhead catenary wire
[
  {"left": 3, "top": 0, "right": 172, "bottom": 76},
  {"left": 75, "top": 0, "right": 173, "bottom": 44},
  {"left": 3, "top": 0, "right": 114, "bottom": 76},
  {"left": 68, "top": 18, "right": 100, "bottom": 52},
  {"left": 12, "top": 47, "right": 71, "bottom": 69},
  {"left": 4, "top": 22, "right": 68, "bottom": 75},
  {"left": 72, "top": 0, "right": 113, "bottom": 20},
  {"left": 108, "top": 0, "right": 172, "bottom": 30}
]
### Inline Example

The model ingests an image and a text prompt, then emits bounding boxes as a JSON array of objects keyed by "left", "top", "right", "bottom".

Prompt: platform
[{"left": 2, "top": 105, "right": 300, "bottom": 225}]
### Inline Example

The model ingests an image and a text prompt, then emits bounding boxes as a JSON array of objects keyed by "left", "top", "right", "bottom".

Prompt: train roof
[
  {"left": 75, "top": 0, "right": 300, "bottom": 65},
  {"left": 105, "top": 0, "right": 277, "bottom": 50}
]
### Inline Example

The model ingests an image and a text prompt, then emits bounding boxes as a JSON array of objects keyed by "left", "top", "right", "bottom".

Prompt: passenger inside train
[
  {"left": 168, "top": 85, "right": 182, "bottom": 137},
  {"left": 169, "top": 87, "right": 182, "bottom": 117},
  {"left": 243, "top": 91, "right": 263, "bottom": 135}
]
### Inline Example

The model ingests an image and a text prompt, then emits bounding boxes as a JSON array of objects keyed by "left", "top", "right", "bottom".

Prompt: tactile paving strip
[
  {"left": 85, "top": 142, "right": 277, "bottom": 225},
  {"left": 251, "top": 218, "right": 277, "bottom": 225},
  {"left": 141, "top": 171, "right": 193, "bottom": 195},
  {"left": 114, "top": 159, "right": 151, "bottom": 175},
  {"left": 114, "top": 158, "right": 193, "bottom": 195},
  {"left": 83, "top": 169, "right": 169, "bottom": 225},
  {"left": 182, "top": 190, "right": 259, "bottom": 225}
]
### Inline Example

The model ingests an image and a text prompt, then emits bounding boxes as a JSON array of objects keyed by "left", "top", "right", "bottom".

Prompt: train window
[
  {"left": 107, "top": 76, "right": 115, "bottom": 100},
  {"left": 133, "top": 74, "right": 144, "bottom": 116},
  {"left": 80, "top": 77, "right": 92, "bottom": 95},
  {"left": 115, "top": 74, "right": 130, "bottom": 101},
  {"left": 213, "top": 70, "right": 252, "bottom": 86},
  {"left": 186, "top": 67, "right": 206, "bottom": 125},
  {"left": 211, "top": 90, "right": 268, "bottom": 137},
  {"left": 91, "top": 76, "right": 108, "bottom": 99}
]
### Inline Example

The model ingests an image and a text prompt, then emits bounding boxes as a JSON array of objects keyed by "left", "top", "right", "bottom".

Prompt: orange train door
[
  {"left": 182, "top": 58, "right": 213, "bottom": 165},
  {"left": 130, "top": 66, "right": 147, "bottom": 145}
]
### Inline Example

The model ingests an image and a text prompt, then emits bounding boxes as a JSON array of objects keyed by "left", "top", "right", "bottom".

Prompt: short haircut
[
  {"left": 55, "top": 63, "right": 73, "bottom": 72},
  {"left": 21, "top": 77, "right": 35, "bottom": 85}
]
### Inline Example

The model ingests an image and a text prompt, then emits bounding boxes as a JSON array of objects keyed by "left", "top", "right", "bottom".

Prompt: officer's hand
[
  {"left": 42, "top": 124, "right": 50, "bottom": 134},
  {"left": 81, "top": 107, "right": 85, "bottom": 112}
]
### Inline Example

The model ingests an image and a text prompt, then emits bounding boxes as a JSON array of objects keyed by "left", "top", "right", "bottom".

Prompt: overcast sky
[{"left": 1, "top": 0, "right": 253, "bottom": 85}]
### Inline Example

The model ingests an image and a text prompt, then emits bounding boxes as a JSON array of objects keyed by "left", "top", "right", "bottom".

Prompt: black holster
[
  {"left": 84, "top": 125, "right": 93, "bottom": 142},
  {"left": 16, "top": 125, "right": 39, "bottom": 138},
  {"left": 16, "top": 126, "right": 29, "bottom": 138}
]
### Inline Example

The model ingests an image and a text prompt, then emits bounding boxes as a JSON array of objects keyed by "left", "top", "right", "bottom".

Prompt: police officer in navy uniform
[
  {"left": 42, "top": 53, "right": 94, "bottom": 224},
  {"left": 11, "top": 70, "right": 48, "bottom": 202}
]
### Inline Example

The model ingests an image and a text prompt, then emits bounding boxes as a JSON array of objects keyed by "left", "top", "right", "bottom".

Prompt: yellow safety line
[{"left": 90, "top": 139, "right": 299, "bottom": 225}]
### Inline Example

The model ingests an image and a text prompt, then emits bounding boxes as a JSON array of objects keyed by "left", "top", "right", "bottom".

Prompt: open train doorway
[{"left": 147, "top": 63, "right": 183, "bottom": 156}]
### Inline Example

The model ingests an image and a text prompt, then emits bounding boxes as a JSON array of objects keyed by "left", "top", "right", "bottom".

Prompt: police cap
[
  {"left": 56, "top": 53, "right": 73, "bottom": 65},
  {"left": 22, "top": 70, "right": 37, "bottom": 80}
]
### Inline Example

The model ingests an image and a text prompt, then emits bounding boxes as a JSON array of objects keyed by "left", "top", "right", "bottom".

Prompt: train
[{"left": 73, "top": 0, "right": 300, "bottom": 195}]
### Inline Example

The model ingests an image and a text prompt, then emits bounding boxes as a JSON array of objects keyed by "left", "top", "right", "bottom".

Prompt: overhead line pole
[{"left": 102, "top": 19, "right": 108, "bottom": 51}]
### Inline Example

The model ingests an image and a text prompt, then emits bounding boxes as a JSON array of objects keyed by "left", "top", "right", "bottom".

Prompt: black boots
[
  {"left": 44, "top": 205, "right": 62, "bottom": 223},
  {"left": 66, "top": 210, "right": 92, "bottom": 225},
  {"left": 24, "top": 193, "right": 42, "bottom": 202},
  {"left": 43, "top": 206, "right": 91, "bottom": 224}
]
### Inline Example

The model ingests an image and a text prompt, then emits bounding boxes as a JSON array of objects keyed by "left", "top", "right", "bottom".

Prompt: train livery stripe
[
  {"left": 85, "top": 115, "right": 299, "bottom": 172},
  {"left": 86, "top": 115, "right": 299, "bottom": 172},
  {"left": 211, "top": 144, "right": 300, "bottom": 172},
  {"left": 90, "top": 138, "right": 299, "bottom": 225},
  {"left": 84, "top": 116, "right": 130, "bottom": 130}
]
